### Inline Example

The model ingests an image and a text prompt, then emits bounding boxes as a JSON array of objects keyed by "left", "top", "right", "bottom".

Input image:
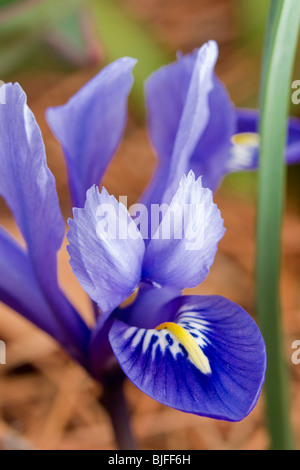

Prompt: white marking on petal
[
  {"left": 131, "top": 329, "right": 145, "bottom": 348},
  {"left": 123, "top": 326, "right": 136, "bottom": 340},
  {"left": 142, "top": 330, "right": 155, "bottom": 353}
]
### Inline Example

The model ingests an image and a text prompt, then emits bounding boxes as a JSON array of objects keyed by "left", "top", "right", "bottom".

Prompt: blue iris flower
[{"left": 2, "top": 40, "right": 298, "bottom": 421}]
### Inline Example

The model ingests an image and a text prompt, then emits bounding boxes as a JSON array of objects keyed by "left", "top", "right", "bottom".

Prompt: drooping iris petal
[
  {"left": 142, "top": 172, "right": 225, "bottom": 289},
  {"left": 67, "top": 185, "right": 145, "bottom": 316},
  {"left": 0, "top": 83, "right": 90, "bottom": 359},
  {"left": 46, "top": 57, "right": 136, "bottom": 208},
  {"left": 227, "top": 108, "right": 300, "bottom": 172},
  {"left": 109, "top": 295, "right": 266, "bottom": 421},
  {"left": 143, "top": 41, "right": 221, "bottom": 206}
]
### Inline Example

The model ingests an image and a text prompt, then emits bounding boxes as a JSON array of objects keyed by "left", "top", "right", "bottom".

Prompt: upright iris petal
[
  {"left": 0, "top": 84, "right": 64, "bottom": 259},
  {"left": 47, "top": 57, "right": 137, "bottom": 208},
  {"left": 143, "top": 44, "right": 300, "bottom": 200},
  {"left": 143, "top": 41, "right": 222, "bottom": 206},
  {"left": 189, "top": 76, "right": 235, "bottom": 191},
  {"left": 142, "top": 172, "right": 225, "bottom": 289},
  {"left": 0, "top": 83, "right": 90, "bottom": 362},
  {"left": 109, "top": 295, "right": 266, "bottom": 421},
  {"left": 67, "top": 185, "right": 145, "bottom": 316},
  {"left": 143, "top": 41, "right": 236, "bottom": 204}
]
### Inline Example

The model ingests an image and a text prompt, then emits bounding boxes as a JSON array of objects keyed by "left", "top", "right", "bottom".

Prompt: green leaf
[{"left": 257, "top": 0, "right": 300, "bottom": 450}]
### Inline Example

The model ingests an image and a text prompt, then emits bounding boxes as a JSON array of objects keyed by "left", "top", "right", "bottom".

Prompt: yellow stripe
[
  {"left": 156, "top": 322, "right": 211, "bottom": 375},
  {"left": 231, "top": 132, "right": 260, "bottom": 147}
]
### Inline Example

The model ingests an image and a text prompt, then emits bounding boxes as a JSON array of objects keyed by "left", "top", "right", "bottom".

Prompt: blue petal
[
  {"left": 67, "top": 185, "right": 145, "bottom": 316},
  {"left": 0, "top": 228, "right": 63, "bottom": 340},
  {"left": 0, "top": 227, "right": 87, "bottom": 363},
  {"left": 227, "top": 108, "right": 300, "bottom": 172},
  {"left": 143, "top": 41, "right": 220, "bottom": 206},
  {"left": 286, "top": 117, "right": 300, "bottom": 164},
  {"left": 109, "top": 295, "right": 266, "bottom": 421},
  {"left": 46, "top": 57, "right": 136, "bottom": 207},
  {"left": 235, "top": 108, "right": 258, "bottom": 134},
  {"left": 189, "top": 77, "right": 235, "bottom": 191},
  {"left": 0, "top": 83, "right": 90, "bottom": 358},
  {"left": 143, "top": 172, "right": 225, "bottom": 289}
]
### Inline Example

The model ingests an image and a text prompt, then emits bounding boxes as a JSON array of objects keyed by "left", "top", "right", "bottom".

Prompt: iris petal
[
  {"left": 0, "top": 228, "right": 88, "bottom": 363},
  {"left": 189, "top": 76, "right": 235, "bottom": 191},
  {"left": 0, "top": 228, "right": 63, "bottom": 341},
  {"left": 67, "top": 185, "right": 145, "bottom": 317},
  {"left": 144, "top": 41, "right": 235, "bottom": 204},
  {"left": 47, "top": 57, "right": 136, "bottom": 207},
  {"left": 228, "top": 108, "right": 300, "bottom": 171},
  {"left": 143, "top": 41, "right": 220, "bottom": 205},
  {"left": 144, "top": 45, "right": 300, "bottom": 199},
  {"left": 109, "top": 295, "right": 266, "bottom": 421},
  {"left": 0, "top": 84, "right": 64, "bottom": 260},
  {"left": 143, "top": 172, "right": 225, "bottom": 289},
  {"left": 0, "top": 83, "right": 89, "bottom": 357}
]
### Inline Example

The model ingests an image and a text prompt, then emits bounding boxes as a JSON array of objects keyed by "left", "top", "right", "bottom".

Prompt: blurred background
[{"left": 0, "top": 0, "right": 300, "bottom": 450}]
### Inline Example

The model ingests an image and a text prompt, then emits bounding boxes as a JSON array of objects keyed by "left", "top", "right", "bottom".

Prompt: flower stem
[
  {"left": 100, "top": 373, "right": 138, "bottom": 450},
  {"left": 257, "top": 0, "right": 300, "bottom": 450}
]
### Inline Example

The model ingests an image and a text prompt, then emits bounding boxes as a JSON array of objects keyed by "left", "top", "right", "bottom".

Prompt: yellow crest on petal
[
  {"left": 231, "top": 132, "right": 260, "bottom": 147},
  {"left": 156, "top": 322, "right": 211, "bottom": 375}
]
